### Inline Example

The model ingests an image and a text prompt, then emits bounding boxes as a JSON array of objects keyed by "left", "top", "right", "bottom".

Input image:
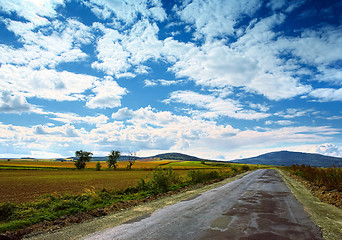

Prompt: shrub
[
  {"left": 241, "top": 165, "right": 250, "bottom": 171},
  {"left": 0, "top": 202, "right": 17, "bottom": 221},
  {"left": 95, "top": 161, "right": 102, "bottom": 171},
  {"left": 187, "top": 170, "right": 220, "bottom": 184},
  {"left": 149, "top": 167, "right": 180, "bottom": 193}
]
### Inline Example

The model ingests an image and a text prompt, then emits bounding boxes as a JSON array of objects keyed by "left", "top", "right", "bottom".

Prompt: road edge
[
  {"left": 277, "top": 169, "right": 342, "bottom": 240},
  {"left": 25, "top": 171, "right": 252, "bottom": 240}
]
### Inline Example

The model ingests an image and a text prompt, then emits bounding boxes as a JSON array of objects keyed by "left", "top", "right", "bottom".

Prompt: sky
[{"left": 0, "top": 0, "right": 342, "bottom": 160}]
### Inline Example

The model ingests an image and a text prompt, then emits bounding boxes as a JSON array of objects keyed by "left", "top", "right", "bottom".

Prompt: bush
[
  {"left": 0, "top": 202, "right": 17, "bottom": 221},
  {"left": 241, "top": 165, "right": 250, "bottom": 171},
  {"left": 95, "top": 161, "right": 102, "bottom": 171},
  {"left": 187, "top": 170, "right": 220, "bottom": 184},
  {"left": 149, "top": 167, "right": 180, "bottom": 193}
]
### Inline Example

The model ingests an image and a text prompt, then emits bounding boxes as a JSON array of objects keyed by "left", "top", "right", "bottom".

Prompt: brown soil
[{"left": 3, "top": 180, "right": 223, "bottom": 240}]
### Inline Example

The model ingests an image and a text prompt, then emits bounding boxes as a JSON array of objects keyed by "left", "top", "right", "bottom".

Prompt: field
[{"left": 0, "top": 159, "right": 233, "bottom": 204}]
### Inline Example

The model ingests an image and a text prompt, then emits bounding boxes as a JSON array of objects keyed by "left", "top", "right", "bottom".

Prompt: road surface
[{"left": 82, "top": 169, "right": 323, "bottom": 240}]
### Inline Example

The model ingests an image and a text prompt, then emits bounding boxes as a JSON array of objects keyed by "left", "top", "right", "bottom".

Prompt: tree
[
  {"left": 126, "top": 152, "right": 136, "bottom": 170},
  {"left": 108, "top": 150, "right": 120, "bottom": 170},
  {"left": 74, "top": 150, "right": 93, "bottom": 170},
  {"left": 95, "top": 161, "right": 102, "bottom": 171}
]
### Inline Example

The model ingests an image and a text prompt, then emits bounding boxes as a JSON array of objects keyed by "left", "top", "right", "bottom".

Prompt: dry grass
[{"left": 0, "top": 159, "right": 180, "bottom": 169}]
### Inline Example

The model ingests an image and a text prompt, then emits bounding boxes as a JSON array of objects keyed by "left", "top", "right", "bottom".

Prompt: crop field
[
  {"left": 0, "top": 159, "right": 229, "bottom": 204},
  {"left": 0, "top": 159, "right": 181, "bottom": 169}
]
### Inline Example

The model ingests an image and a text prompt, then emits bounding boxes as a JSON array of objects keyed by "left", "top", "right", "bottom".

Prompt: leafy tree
[
  {"left": 126, "top": 152, "right": 136, "bottom": 170},
  {"left": 108, "top": 150, "right": 120, "bottom": 170},
  {"left": 95, "top": 161, "right": 102, "bottom": 171},
  {"left": 74, "top": 150, "right": 93, "bottom": 170},
  {"left": 200, "top": 159, "right": 205, "bottom": 165}
]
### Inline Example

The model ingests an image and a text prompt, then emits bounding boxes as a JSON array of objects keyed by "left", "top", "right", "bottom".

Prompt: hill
[
  {"left": 230, "top": 150, "right": 342, "bottom": 167},
  {"left": 146, "top": 152, "right": 202, "bottom": 161}
]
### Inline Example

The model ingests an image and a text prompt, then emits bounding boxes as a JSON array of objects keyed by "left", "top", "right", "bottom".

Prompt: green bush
[
  {"left": 187, "top": 170, "right": 220, "bottom": 184},
  {"left": 149, "top": 167, "right": 180, "bottom": 193},
  {"left": 0, "top": 202, "right": 17, "bottom": 221},
  {"left": 241, "top": 165, "right": 250, "bottom": 171}
]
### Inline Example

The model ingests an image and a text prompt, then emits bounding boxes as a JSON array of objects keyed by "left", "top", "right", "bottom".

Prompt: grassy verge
[
  {"left": 277, "top": 169, "right": 342, "bottom": 240},
  {"left": 281, "top": 165, "right": 341, "bottom": 208},
  {"left": 0, "top": 166, "right": 252, "bottom": 238}
]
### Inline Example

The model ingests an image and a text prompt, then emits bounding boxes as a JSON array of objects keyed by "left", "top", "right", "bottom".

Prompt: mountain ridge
[{"left": 230, "top": 150, "right": 342, "bottom": 167}]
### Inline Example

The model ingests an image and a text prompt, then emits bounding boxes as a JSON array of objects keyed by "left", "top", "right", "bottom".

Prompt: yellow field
[{"left": 0, "top": 159, "right": 182, "bottom": 169}]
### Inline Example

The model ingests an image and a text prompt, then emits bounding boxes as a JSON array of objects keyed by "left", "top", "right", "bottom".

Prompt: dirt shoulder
[
  {"left": 277, "top": 169, "right": 342, "bottom": 240},
  {"left": 25, "top": 171, "right": 251, "bottom": 240}
]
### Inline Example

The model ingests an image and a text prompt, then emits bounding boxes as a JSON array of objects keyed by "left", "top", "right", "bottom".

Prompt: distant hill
[
  {"left": 145, "top": 152, "right": 202, "bottom": 161},
  {"left": 230, "top": 151, "right": 342, "bottom": 167}
]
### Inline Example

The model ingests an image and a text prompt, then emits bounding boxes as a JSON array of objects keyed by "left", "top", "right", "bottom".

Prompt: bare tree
[{"left": 126, "top": 152, "right": 137, "bottom": 170}]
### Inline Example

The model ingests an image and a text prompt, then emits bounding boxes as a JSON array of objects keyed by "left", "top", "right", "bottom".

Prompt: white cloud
[
  {"left": 176, "top": 0, "right": 261, "bottom": 40},
  {"left": 0, "top": 65, "right": 96, "bottom": 101},
  {"left": 311, "top": 143, "right": 342, "bottom": 158},
  {"left": 0, "top": 91, "right": 31, "bottom": 113},
  {"left": 85, "top": 0, "right": 166, "bottom": 23},
  {"left": 86, "top": 77, "right": 128, "bottom": 109},
  {"left": 275, "top": 108, "right": 314, "bottom": 119},
  {"left": 0, "top": 18, "right": 93, "bottom": 68},
  {"left": 309, "top": 88, "right": 342, "bottom": 101},
  {"left": 0, "top": 0, "right": 65, "bottom": 26},
  {"left": 50, "top": 112, "right": 109, "bottom": 125},
  {"left": 165, "top": 90, "right": 270, "bottom": 120},
  {"left": 144, "top": 79, "right": 180, "bottom": 87},
  {"left": 265, "top": 120, "right": 294, "bottom": 126}
]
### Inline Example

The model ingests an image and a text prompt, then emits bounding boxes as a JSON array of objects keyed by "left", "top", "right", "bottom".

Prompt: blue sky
[{"left": 0, "top": 0, "right": 342, "bottom": 160}]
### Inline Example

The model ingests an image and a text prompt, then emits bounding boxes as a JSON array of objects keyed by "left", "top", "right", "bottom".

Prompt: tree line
[{"left": 74, "top": 150, "right": 136, "bottom": 170}]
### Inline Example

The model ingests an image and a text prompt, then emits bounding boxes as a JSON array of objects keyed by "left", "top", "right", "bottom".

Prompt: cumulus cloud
[
  {"left": 0, "top": 65, "right": 96, "bottom": 101},
  {"left": 0, "top": 91, "right": 31, "bottom": 113},
  {"left": 312, "top": 143, "right": 342, "bottom": 158},
  {"left": 86, "top": 77, "right": 128, "bottom": 109},
  {"left": 165, "top": 90, "right": 270, "bottom": 120},
  {"left": 85, "top": 0, "right": 166, "bottom": 23},
  {"left": 0, "top": 0, "right": 65, "bottom": 26},
  {"left": 309, "top": 88, "right": 342, "bottom": 101},
  {"left": 1, "top": 18, "right": 92, "bottom": 68},
  {"left": 176, "top": 0, "right": 261, "bottom": 40}
]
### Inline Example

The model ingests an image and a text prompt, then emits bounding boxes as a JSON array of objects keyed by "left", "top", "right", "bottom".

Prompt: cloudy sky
[{"left": 0, "top": 0, "right": 342, "bottom": 160}]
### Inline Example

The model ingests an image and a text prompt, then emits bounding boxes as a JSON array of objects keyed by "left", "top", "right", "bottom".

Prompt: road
[{"left": 82, "top": 169, "right": 323, "bottom": 240}]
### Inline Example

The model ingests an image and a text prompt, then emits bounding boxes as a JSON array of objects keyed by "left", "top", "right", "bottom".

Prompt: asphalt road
[{"left": 82, "top": 169, "right": 323, "bottom": 240}]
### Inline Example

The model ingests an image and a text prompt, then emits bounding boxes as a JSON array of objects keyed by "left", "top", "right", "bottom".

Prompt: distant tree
[
  {"left": 200, "top": 159, "right": 205, "bottom": 165},
  {"left": 75, "top": 150, "right": 93, "bottom": 170},
  {"left": 96, "top": 161, "right": 102, "bottom": 171},
  {"left": 108, "top": 150, "right": 120, "bottom": 170},
  {"left": 126, "top": 152, "right": 136, "bottom": 170}
]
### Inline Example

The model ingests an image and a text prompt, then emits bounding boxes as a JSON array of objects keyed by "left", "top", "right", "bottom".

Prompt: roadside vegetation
[
  {"left": 0, "top": 164, "right": 253, "bottom": 236},
  {"left": 283, "top": 164, "right": 342, "bottom": 208}
]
